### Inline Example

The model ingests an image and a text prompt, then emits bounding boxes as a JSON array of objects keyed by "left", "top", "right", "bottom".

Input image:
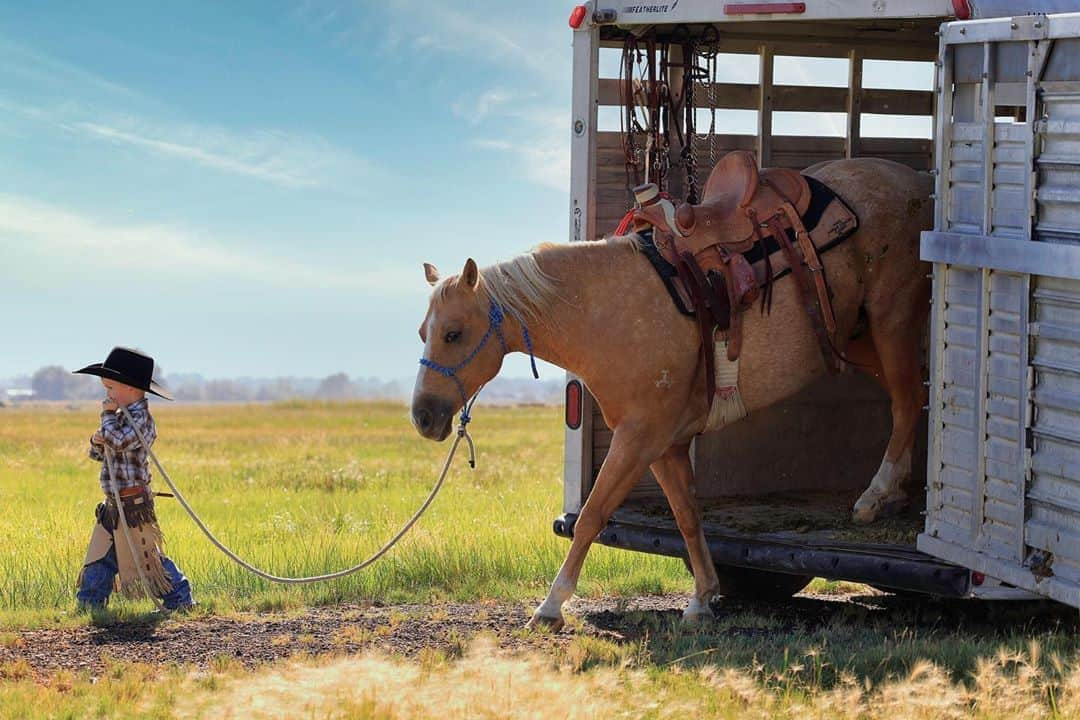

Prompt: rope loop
[{"left": 117, "top": 404, "right": 469, "bottom": 584}]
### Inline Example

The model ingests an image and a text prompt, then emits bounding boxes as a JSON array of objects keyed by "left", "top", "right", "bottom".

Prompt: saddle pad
[{"left": 638, "top": 175, "right": 858, "bottom": 317}]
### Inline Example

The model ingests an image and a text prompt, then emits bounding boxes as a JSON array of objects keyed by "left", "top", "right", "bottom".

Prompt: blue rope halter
[{"left": 419, "top": 298, "right": 540, "bottom": 425}]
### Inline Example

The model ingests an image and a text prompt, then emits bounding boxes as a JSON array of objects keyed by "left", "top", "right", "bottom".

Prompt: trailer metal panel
[
  {"left": 920, "top": 12, "right": 1080, "bottom": 608},
  {"left": 563, "top": 21, "right": 601, "bottom": 516},
  {"left": 600, "top": 0, "right": 955, "bottom": 26}
]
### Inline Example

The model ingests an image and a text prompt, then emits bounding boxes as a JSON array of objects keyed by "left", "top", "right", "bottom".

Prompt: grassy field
[
  {"left": 2, "top": 401, "right": 1080, "bottom": 719},
  {"left": 0, "top": 401, "right": 685, "bottom": 623}
]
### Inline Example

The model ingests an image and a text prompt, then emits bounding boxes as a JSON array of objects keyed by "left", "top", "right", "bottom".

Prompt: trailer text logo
[{"left": 623, "top": 0, "right": 678, "bottom": 14}]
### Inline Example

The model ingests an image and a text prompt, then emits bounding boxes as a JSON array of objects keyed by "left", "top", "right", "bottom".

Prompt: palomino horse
[{"left": 412, "top": 158, "right": 931, "bottom": 629}]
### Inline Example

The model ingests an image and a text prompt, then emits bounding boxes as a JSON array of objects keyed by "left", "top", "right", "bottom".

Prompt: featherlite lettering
[{"left": 623, "top": 3, "right": 674, "bottom": 13}]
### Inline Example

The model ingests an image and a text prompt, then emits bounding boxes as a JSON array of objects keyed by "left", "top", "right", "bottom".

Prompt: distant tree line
[{"left": 8, "top": 367, "right": 562, "bottom": 405}]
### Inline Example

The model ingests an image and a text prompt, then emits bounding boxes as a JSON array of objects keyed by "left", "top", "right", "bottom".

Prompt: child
[{"left": 73, "top": 347, "right": 194, "bottom": 612}]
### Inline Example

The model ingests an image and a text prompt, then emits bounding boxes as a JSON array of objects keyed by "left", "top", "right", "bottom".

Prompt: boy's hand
[
  {"left": 91, "top": 430, "right": 104, "bottom": 446},
  {"left": 101, "top": 398, "right": 119, "bottom": 413}
]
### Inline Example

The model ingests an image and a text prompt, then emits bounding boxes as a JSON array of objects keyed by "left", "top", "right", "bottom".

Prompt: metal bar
[
  {"left": 1031, "top": 423, "right": 1080, "bottom": 446},
  {"left": 981, "top": 42, "right": 994, "bottom": 235},
  {"left": 553, "top": 514, "right": 972, "bottom": 597},
  {"left": 1018, "top": 272, "right": 1031, "bottom": 561},
  {"left": 1030, "top": 357, "right": 1080, "bottom": 377},
  {"left": 846, "top": 49, "right": 863, "bottom": 159},
  {"left": 757, "top": 44, "right": 774, "bottom": 167},
  {"left": 920, "top": 533, "right": 1080, "bottom": 607},
  {"left": 942, "top": 15, "right": 1052, "bottom": 45},
  {"left": 921, "top": 231, "right": 1080, "bottom": 280},
  {"left": 1028, "top": 487, "right": 1080, "bottom": 514},
  {"left": 935, "top": 43, "right": 954, "bottom": 232},
  {"left": 1025, "top": 39, "right": 1040, "bottom": 242},
  {"left": 595, "top": 0, "right": 952, "bottom": 25},
  {"left": 927, "top": 261, "right": 949, "bottom": 535},
  {"left": 973, "top": 266, "right": 990, "bottom": 546},
  {"left": 563, "top": 21, "right": 600, "bottom": 515},
  {"left": 596, "top": 81, "right": 933, "bottom": 114}
]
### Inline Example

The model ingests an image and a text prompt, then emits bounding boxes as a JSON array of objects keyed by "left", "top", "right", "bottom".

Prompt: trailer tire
[{"left": 683, "top": 559, "right": 812, "bottom": 600}]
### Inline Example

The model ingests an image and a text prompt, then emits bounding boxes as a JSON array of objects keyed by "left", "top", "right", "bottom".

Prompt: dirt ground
[{"left": 4, "top": 590, "right": 1077, "bottom": 681}]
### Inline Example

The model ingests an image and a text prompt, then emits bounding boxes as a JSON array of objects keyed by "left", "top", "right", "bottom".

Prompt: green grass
[{"left": 0, "top": 401, "right": 688, "bottom": 625}]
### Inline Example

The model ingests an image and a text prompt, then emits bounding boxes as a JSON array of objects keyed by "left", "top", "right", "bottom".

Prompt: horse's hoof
[
  {"left": 852, "top": 491, "right": 907, "bottom": 524},
  {"left": 681, "top": 598, "right": 715, "bottom": 625},
  {"left": 681, "top": 609, "right": 715, "bottom": 626},
  {"left": 526, "top": 611, "right": 565, "bottom": 633}
]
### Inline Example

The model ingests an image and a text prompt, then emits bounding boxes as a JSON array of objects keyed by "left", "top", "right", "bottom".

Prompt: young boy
[{"left": 73, "top": 347, "right": 194, "bottom": 611}]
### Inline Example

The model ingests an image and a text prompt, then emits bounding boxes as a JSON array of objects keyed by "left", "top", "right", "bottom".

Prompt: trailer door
[{"left": 919, "top": 11, "right": 1080, "bottom": 607}]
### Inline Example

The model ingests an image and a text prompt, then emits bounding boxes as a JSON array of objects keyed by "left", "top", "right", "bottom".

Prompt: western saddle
[{"left": 632, "top": 150, "right": 848, "bottom": 403}]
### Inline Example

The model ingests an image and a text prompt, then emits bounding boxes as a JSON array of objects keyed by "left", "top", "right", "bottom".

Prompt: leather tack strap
[
  {"left": 767, "top": 214, "right": 838, "bottom": 373},
  {"left": 674, "top": 252, "right": 718, "bottom": 402}
]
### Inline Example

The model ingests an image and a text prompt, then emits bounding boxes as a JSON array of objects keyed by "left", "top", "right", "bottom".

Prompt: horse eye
[{"left": 444, "top": 330, "right": 461, "bottom": 344}]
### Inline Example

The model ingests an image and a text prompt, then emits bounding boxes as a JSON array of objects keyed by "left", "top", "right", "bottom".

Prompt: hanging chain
[
  {"left": 681, "top": 40, "right": 699, "bottom": 204},
  {"left": 707, "top": 51, "right": 718, "bottom": 168},
  {"left": 619, "top": 27, "right": 722, "bottom": 204}
]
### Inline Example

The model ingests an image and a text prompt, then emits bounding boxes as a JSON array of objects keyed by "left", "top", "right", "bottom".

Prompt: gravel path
[{"left": 3, "top": 591, "right": 1075, "bottom": 680}]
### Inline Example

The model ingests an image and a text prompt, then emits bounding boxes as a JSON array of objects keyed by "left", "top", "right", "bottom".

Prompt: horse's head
[{"left": 411, "top": 258, "right": 506, "bottom": 441}]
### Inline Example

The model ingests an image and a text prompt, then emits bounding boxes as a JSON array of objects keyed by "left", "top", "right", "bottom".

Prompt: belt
[{"left": 117, "top": 486, "right": 147, "bottom": 499}]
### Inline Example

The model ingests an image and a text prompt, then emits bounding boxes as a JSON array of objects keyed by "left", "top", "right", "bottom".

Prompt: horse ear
[
  {"left": 461, "top": 258, "right": 479, "bottom": 291},
  {"left": 424, "top": 263, "right": 440, "bottom": 286}
]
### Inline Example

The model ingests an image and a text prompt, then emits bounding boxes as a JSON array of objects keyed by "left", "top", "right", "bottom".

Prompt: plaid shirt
[{"left": 88, "top": 399, "right": 157, "bottom": 494}]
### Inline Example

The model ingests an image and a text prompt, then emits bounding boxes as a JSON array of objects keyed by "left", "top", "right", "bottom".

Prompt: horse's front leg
[
  {"left": 650, "top": 443, "right": 720, "bottom": 623},
  {"left": 528, "top": 426, "right": 655, "bottom": 631}
]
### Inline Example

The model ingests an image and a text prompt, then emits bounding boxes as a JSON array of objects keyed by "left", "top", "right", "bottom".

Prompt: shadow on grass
[{"left": 575, "top": 592, "right": 1080, "bottom": 686}]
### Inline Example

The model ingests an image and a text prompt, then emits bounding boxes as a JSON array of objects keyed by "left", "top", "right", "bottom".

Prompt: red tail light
[
  {"left": 971, "top": 571, "right": 986, "bottom": 586},
  {"left": 952, "top": 0, "right": 971, "bottom": 20},
  {"left": 568, "top": 5, "right": 588, "bottom": 28},
  {"left": 724, "top": 2, "right": 806, "bottom": 15},
  {"left": 565, "top": 380, "right": 583, "bottom": 430}
]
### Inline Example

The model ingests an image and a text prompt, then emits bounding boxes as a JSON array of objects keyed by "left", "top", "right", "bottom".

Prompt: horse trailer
[{"left": 558, "top": 1, "right": 1080, "bottom": 605}]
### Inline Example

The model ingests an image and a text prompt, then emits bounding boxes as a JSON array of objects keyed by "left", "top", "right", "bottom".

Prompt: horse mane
[
  {"left": 478, "top": 247, "right": 563, "bottom": 326},
  {"left": 438, "top": 237, "right": 642, "bottom": 325}
]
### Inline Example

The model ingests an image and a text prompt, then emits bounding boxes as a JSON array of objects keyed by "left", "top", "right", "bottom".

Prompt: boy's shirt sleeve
[
  {"left": 98, "top": 401, "right": 156, "bottom": 452},
  {"left": 88, "top": 438, "right": 103, "bottom": 462}
]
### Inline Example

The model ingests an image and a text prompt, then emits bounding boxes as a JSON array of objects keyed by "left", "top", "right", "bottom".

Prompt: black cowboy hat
[{"left": 73, "top": 347, "right": 174, "bottom": 401}]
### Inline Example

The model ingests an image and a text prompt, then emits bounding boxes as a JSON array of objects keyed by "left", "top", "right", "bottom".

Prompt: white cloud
[
  {"left": 1, "top": 98, "right": 374, "bottom": 191},
  {"left": 0, "top": 37, "right": 137, "bottom": 100},
  {"left": 0, "top": 193, "right": 413, "bottom": 294},
  {"left": 473, "top": 138, "right": 568, "bottom": 192},
  {"left": 468, "top": 103, "right": 569, "bottom": 192},
  {"left": 297, "top": 0, "right": 565, "bottom": 80},
  {"left": 75, "top": 121, "right": 332, "bottom": 189},
  {"left": 383, "top": 0, "right": 559, "bottom": 77},
  {"left": 452, "top": 89, "right": 534, "bottom": 125}
]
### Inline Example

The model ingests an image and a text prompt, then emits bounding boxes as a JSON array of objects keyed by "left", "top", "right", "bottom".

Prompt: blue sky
[
  {"left": 1, "top": 1, "right": 573, "bottom": 381},
  {"left": 1, "top": 2, "right": 931, "bottom": 381}
]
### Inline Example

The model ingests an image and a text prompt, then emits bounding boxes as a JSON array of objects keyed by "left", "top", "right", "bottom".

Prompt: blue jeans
[{"left": 76, "top": 542, "right": 193, "bottom": 610}]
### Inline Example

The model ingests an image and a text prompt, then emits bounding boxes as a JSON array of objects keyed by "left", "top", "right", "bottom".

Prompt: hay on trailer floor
[{"left": 615, "top": 491, "right": 922, "bottom": 547}]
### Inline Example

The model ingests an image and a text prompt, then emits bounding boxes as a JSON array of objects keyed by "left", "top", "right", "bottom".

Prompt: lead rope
[{"left": 115, "top": 402, "right": 475, "bottom": 584}]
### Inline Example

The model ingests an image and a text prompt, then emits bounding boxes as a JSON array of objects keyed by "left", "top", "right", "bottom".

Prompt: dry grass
[{"left": 0, "top": 640, "right": 1024, "bottom": 719}]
